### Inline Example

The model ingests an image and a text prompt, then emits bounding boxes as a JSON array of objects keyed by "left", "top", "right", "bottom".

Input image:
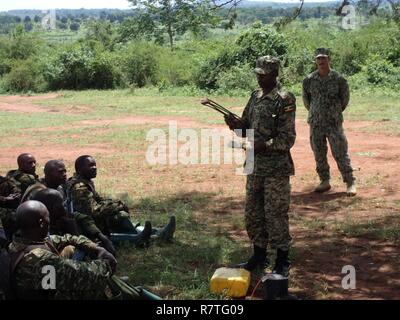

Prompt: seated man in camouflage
[
  {"left": 21, "top": 160, "right": 118, "bottom": 254},
  {"left": 0, "top": 174, "right": 22, "bottom": 240},
  {"left": 6, "top": 153, "right": 39, "bottom": 198},
  {"left": 67, "top": 155, "right": 175, "bottom": 246},
  {"left": 9, "top": 201, "right": 152, "bottom": 300},
  {"left": 32, "top": 189, "right": 80, "bottom": 237}
]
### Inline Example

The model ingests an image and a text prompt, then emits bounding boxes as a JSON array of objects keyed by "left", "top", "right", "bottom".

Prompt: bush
[
  {"left": 1, "top": 58, "right": 46, "bottom": 92},
  {"left": 120, "top": 42, "right": 159, "bottom": 88},
  {"left": 44, "top": 43, "right": 121, "bottom": 90},
  {"left": 215, "top": 64, "right": 257, "bottom": 94},
  {"left": 196, "top": 22, "right": 288, "bottom": 90},
  {"left": 363, "top": 55, "right": 400, "bottom": 86}
]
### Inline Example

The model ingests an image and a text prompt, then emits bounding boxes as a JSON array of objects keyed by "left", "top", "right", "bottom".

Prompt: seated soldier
[
  {"left": 21, "top": 159, "right": 67, "bottom": 202},
  {"left": 67, "top": 155, "right": 175, "bottom": 246},
  {"left": 0, "top": 176, "right": 21, "bottom": 240},
  {"left": 31, "top": 189, "right": 80, "bottom": 237},
  {"left": 6, "top": 153, "right": 39, "bottom": 198},
  {"left": 21, "top": 160, "right": 121, "bottom": 254},
  {"left": 9, "top": 201, "right": 154, "bottom": 300}
]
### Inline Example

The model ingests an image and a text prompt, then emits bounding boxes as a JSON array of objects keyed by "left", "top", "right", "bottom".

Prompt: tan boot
[
  {"left": 346, "top": 181, "right": 357, "bottom": 196},
  {"left": 314, "top": 180, "right": 331, "bottom": 193}
]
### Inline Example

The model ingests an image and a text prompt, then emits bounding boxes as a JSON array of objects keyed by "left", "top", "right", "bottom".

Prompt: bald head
[
  {"left": 32, "top": 189, "right": 66, "bottom": 222},
  {"left": 43, "top": 160, "right": 67, "bottom": 188},
  {"left": 17, "top": 153, "right": 36, "bottom": 175},
  {"left": 16, "top": 200, "right": 50, "bottom": 240}
]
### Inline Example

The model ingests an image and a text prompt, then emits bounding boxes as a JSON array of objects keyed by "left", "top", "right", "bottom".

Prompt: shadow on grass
[{"left": 116, "top": 190, "right": 400, "bottom": 299}]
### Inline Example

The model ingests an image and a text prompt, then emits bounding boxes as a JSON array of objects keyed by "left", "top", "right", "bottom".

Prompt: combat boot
[
  {"left": 236, "top": 245, "right": 268, "bottom": 271},
  {"left": 153, "top": 216, "right": 176, "bottom": 242},
  {"left": 346, "top": 181, "right": 357, "bottom": 197},
  {"left": 314, "top": 180, "right": 331, "bottom": 193},
  {"left": 272, "top": 248, "right": 290, "bottom": 277},
  {"left": 110, "top": 221, "right": 152, "bottom": 248}
]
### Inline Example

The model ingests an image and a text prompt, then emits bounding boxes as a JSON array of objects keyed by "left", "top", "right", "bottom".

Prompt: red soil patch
[
  {"left": 0, "top": 94, "right": 91, "bottom": 114},
  {"left": 1, "top": 94, "right": 399, "bottom": 299}
]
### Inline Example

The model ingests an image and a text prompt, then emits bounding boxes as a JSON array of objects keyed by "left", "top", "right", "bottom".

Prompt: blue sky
[{"left": 0, "top": 0, "right": 333, "bottom": 12}]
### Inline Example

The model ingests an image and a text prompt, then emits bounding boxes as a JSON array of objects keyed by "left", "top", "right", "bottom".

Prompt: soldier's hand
[
  {"left": 97, "top": 247, "right": 117, "bottom": 273},
  {"left": 98, "top": 233, "right": 116, "bottom": 256},
  {"left": 4, "top": 193, "right": 21, "bottom": 202},
  {"left": 224, "top": 114, "right": 243, "bottom": 131},
  {"left": 253, "top": 139, "right": 267, "bottom": 155}
]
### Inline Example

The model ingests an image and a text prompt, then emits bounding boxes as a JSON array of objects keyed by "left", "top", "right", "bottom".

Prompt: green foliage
[
  {"left": 8, "top": 25, "right": 41, "bottom": 60},
  {"left": 119, "top": 42, "right": 159, "bottom": 87},
  {"left": 128, "top": 0, "right": 218, "bottom": 49},
  {"left": 44, "top": 43, "right": 121, "bottom": 90},
  {"left": 1, "top": 57, "right": 46, "bottom": 92},
  {"left": 196, "top": 22, "right": 288, "bottom": 90},
  {"left": 363, "top": 55, "right": 400, "bottom": 86},
  {"left": 215, "top": 64, "right": 257, "bottom": 95},
  {"left": 236, "top": 21, "right": 288, "bottom": 62}
]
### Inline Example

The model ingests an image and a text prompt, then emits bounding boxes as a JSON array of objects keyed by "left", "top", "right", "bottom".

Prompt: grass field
[{"left": 0, "top": 88, "right": 399, "bottom": 299}]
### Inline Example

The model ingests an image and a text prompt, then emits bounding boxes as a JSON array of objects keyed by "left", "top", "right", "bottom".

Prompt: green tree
[
  {"left": 128, "top": 0, "right": 218, "bottom": 49},
  {"left": 70, "top": 22, "right": 80, "bottom": 31}
]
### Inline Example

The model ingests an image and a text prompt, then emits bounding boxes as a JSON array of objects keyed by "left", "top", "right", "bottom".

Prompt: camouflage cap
[
  {"left": 254, "top": 55, "right": 280, "bottom": 75},
  {"left": 315, "top": 47, "right": 331, "bottom": 58}
]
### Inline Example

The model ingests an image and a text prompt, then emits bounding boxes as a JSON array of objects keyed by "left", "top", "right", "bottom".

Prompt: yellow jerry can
[{"left": 210, "top": 267, "right": 251, "bottom": 298}]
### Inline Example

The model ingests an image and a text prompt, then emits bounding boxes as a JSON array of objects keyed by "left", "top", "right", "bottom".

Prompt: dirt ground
[{"left": 1, "top": 95, "right": 399, "bottom": 299}]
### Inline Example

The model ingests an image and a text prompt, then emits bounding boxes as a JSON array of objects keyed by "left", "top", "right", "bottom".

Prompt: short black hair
[
  {"left": 75, "top": 155, "right": 92, "bottom": 172},
  {"left": 31, "top": 188, "right": 63, "bottom": 210},
  {"left": 44, "top": 160, "right": 65, "bottom": 176},
  {"left": 17, "top": 153, "right": 33, "bottom": 167}
]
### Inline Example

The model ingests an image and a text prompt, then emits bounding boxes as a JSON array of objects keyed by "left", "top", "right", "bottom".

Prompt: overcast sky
[{"left": 0, "top": 0, "right": 333, "bottom": 12}]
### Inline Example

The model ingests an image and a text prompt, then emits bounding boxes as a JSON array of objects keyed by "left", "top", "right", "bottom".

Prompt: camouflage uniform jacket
[
  {"left": 6, "top": 170, "right": 39, "bottom": 197},
  {"left": 9, "top": 234, "right": 112, "bottom": 299},
  {"left": 66, "top": 174, "right": 127, "bottom": 220},
  {"left": 302, "top": 70, "right": 350, "bottom": 127},
  {"left": 241, "top": 85, "right": 296, "bottom": 177},
  {"left": 21, "top": 180, "right": 102, "bottom": 239}
]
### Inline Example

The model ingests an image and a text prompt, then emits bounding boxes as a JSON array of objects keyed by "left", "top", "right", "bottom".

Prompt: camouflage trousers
[
  {"left": 310, "top": 124, "right": 355, "bottom": 184},
  {"left": 245, "top": 174, "right": 292, "bottom": 251}
]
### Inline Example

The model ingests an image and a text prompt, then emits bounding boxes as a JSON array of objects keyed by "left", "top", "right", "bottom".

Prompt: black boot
[
  {"left": 153, "top": 216, "right": 176, "bottom": 242},
  {"left": 236, "top": 245, "right": 268, "bottom": 271},
  {"left": 110, "top": 221, "right": 152, "bottom": 248},
  {"left": 272, "top": 249, "right": 290, "bottom": 277}
]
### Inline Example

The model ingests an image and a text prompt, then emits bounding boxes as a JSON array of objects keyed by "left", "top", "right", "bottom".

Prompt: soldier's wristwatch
[{"left": 265, "top": 138, "right": 274, "bottom": 147}]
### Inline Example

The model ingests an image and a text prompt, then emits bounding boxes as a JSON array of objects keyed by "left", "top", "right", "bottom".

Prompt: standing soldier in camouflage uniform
[
  {"left": 8, "top": 200, "right": 148, "bottom": 300},
  {"left": 6, "top": 153, "right": 39, "bottom": 197},
  {"left": 225, "top": 56, "right": 296, "bottom": 275},
  {"left": 302, "top": 48, "right": 356, "bottom": 196}
]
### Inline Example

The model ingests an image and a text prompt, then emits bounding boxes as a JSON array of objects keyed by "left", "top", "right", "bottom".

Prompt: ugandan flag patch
[{"left": 283, "top": 105, "right": 296, "bottom": 113}]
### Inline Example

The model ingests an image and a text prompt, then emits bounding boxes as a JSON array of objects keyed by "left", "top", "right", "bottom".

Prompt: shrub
[
  {"left": 215, "top": 64, "right": 257, "bottom": 94},
  {"left": 363, "top": 55, "right": 400, "bottom": 86},
  {"left": 196, "top": 22, "right": 288, "bottom": 90},
  {"left": 44, "top": 43, "right": 121, "bottom": 90},
  {"left": 120, "top": 42, "right": 159, "bottom": 88},
  {"left": 1, "top": 58, "right": 46, "bottom": 92}
]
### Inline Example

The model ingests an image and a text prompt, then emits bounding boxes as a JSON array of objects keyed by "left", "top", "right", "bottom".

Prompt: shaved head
[
  {"left": 43, "top": 160, "right": 67, "bottom": 188},
  {"left": 17, "top": 153, "right": 36, "bottom": 175},
  {"left": 16, "top": 200, "right": 50, "bottom": 240},
  {"left": 32, "top": 188, "right": 63, "bottom": 209}
]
